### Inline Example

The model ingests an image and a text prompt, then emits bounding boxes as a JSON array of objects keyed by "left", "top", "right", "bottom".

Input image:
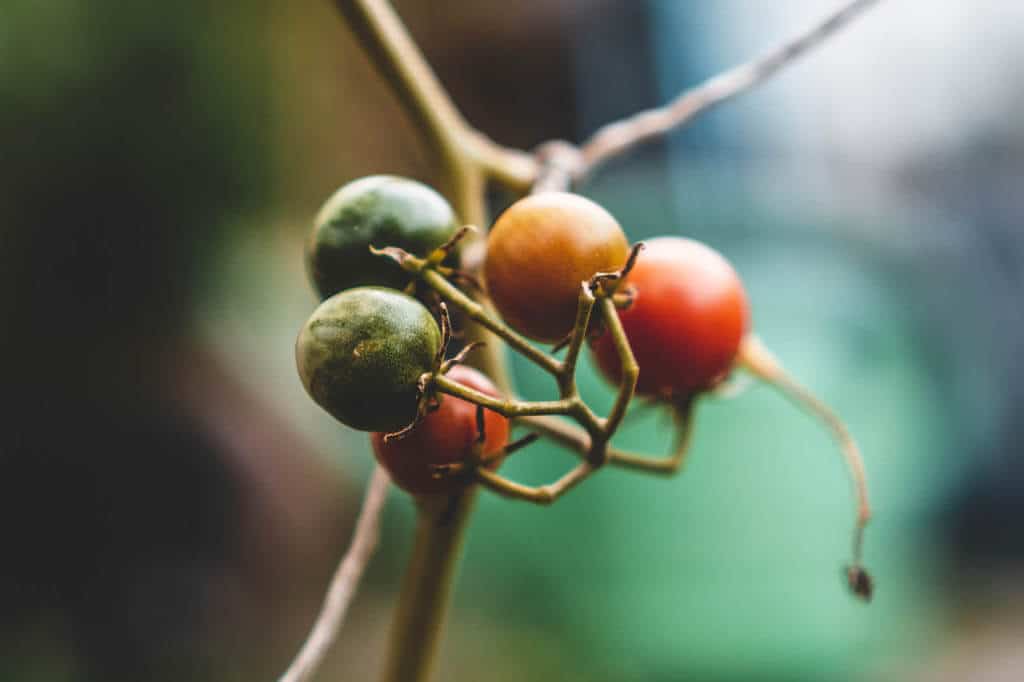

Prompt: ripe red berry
[
  {"left": 591, "top": 236, "right": 749, "bottom": 400},
  {"left": 370, "top": 364, "right": 510, "bottom": 496}
]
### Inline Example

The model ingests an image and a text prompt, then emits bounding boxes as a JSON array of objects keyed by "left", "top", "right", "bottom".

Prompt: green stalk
[
  {"left": 330, "top": 4, "right": 524, "bottom": 679},
  {"left": 380, "top": 490, "right": 477, "bottom": 682}
]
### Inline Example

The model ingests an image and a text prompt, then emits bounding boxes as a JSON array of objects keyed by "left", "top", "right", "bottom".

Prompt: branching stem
[
  {"left": 421, "top": 269, "right": 561, "bottom": 376},
  {"left": 433, "top": 373, "right": 578, "bottom": 418},
  {"left": 333, "top": 0, "right": 536, "bottom": 195},
  {"left": 517, "top": 408, "right": 697, "bottom": 477},
  {"left": 558, "top": 284, "right": 597, "bottom": 396},
  {"left": 524, "top": 0, "right": 882, "bottom": 193},
  {"left": 573, "top": 0, "right": 881, "bottom": 181},
  {"left": 289, "top": 1, "right": 882, "bottom": 680},
  {"left": 380, "top": 490, "right": 477, "bottom": 682},
  {"left": 596, "top": 297, "right": 638, "bottom": 438}
]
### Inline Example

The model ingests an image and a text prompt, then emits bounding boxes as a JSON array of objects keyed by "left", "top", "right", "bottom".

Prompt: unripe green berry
[
  {"left": 296, "top": 287, "right": 441, "bottom": 432},
  {"left": 307, "top": 175, "right": 458, "bottom": 299}
]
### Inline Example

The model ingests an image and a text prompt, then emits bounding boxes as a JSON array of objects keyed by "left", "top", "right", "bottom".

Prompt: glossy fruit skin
[
  {"left": 296, "top": 287, "right": 441, "bottom": 432},
  {"left": 371, "top": 365, "right": 510, "bottom": 496},
  {"left": 307, "top": 175, "right": 458, "bottom": 299},
  {"left": 591, "top": 237, "right": 749, "bottom": 400},
  {"left": 484, "top": 192, "right": 630, "bottom": 342}
]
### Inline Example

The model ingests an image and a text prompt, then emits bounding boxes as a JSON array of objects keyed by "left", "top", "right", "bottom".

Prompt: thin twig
[
  {"left": 558, "top": 283, "right": 597, "bottom": 396},
  {"left": 736, "top": 335, "right": 871, "bottom": 533},
  {"left": 420, "top": 269, "right": 562, "bottom": 376},
  {"left": 518, "top": 413, "right": 695, "bottom": 476},
  {"left": 574, "top": 0, "right": 881, "bottom": 181},
  {"left": 279, "top": 466, "right": 391, "bottom": 682},
  {"left": 532, "top": 140, "right": 584, "bottom": 194},
  {"left": 736, "top": 334, "right": 873, "bottom": 599},
  {"left": 595, "top": 297, "right": 638, "bottom": 441},
  {"left": 432, "top": 373, "right": 578, "bottom": 418}
]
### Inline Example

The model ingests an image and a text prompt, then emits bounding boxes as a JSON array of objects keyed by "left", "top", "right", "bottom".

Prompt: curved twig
[
  {"left": 573, "top": 0, "right": 881, "bottom": 181},
  {"left": 278, "top": 466, "right": 391, "bottom": 682},
  {"left": 736, "top": 334, "right": 873, "bottom": 600}
]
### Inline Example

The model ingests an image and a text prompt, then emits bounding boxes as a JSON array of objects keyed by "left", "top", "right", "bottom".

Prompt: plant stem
[
  {"left": 332, "top": 6, "right": 509, "bottom": 679},
  {"left": 433, "top": 373, "right": 578, "bottom": 417},
  {"left": 293, "top": 2, "right": 881, "bottom": 681},
  {"left": 736, "top": 334, "right": 871, "bottom": 576},
  {"left": 595, "top": 297, "right": 638, "bottom": 438},
  {"left": 334, "top": 0, "right": 467, "bottom": 167},
  {"left": 421, "top": 269, "right": 561, "bottom": 377},
  {"left": 573, "top": 0, "right": 882, "bottom": 182},
  {"left": 380, "top": 491, "right": 477, "bottom": 682},
  {"left": 278, "top": 467, "right": 391, "bottom": 682},
  {"left": 558, "top": 285, "right": 596, "bottom": 396},
  {"left": 333, "top": 0, "right": 535, "bottom": 195}
]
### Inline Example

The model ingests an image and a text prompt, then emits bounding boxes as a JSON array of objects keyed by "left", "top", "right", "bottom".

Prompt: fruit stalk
[
  {"left": 380, "top": 491, "right": 476, "bottom": 682},
  {"left": 331, "top": 5, "right": 518, "bottom": 678},
  {"left": 287, "top": 2, "right": 883, "bottom": 681}
]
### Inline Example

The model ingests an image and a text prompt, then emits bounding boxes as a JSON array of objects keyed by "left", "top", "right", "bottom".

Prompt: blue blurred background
[{"left": 3, "top": 1, "right": 1023, "bottom": 680}]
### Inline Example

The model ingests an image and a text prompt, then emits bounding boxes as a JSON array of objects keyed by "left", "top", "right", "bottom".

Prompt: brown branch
[
  {"left": 287, "top": 3, "right": 884, "bottom": 681},
  {"left": 333, "top": 0, "right": 536, "bottom": 196},
  {"left": 278, "top": 466, "right": 391, "bottom": 682},
  {"left": 333, "top": 0, "right": 469, "bottom": 164},
  {"left": 572, "top": 0, "right": 881, "bottom": 182}
]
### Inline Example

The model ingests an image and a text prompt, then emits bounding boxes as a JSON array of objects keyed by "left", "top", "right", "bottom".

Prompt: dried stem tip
[
  {"left": 846, "top": 565, "right": 874, "bottom": 602},
  {"left": 737, "top": 334, "right": 874, "bottom": 597}
]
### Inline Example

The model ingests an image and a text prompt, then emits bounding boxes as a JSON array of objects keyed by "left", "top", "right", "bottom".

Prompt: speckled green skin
[
  {"left": 296, "top": 287, "right": 441, "bottom": 432},
  {"left": 307, "top": 175, "right": 458, "bottom": 299}
]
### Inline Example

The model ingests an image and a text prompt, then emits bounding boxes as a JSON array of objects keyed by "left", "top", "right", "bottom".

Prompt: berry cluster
[{"left": 295, "top": 175, "right": 871, "bottom": 599}]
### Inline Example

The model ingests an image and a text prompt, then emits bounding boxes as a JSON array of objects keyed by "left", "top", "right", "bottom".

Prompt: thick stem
[
  {"left": 333, "top": 0, "right": 535, "bottom": 195},
  {"left": 381, "top": 491, "right": 477, "bottom": 682},
  {"left": 336, "top": 8, "right": 506, "bottom": 676},
  {"left": 384, "top": 157, "right": 494, "bottom": 682},
  {"left": 334, "top": 0, "right": 468, "bottom": 167},
  {"left": 331, "top": 4, "right": 499, "bottom": 678}
]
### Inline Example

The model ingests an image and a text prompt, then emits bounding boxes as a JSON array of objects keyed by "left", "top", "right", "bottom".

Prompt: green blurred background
[{"left": 3, "top": 1, "right": 1022, "bottom": 680}]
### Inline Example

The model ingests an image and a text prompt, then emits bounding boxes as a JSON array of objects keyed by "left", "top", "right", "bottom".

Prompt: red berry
[
  {"left": 484, "top": 192, "right": 630, "bottom": 342},
  {"left": 591, "top": 236, "right": 749, "bottom": 400},
  {"left": 370, "top": 364, "right": 510, "bottom": 496}
]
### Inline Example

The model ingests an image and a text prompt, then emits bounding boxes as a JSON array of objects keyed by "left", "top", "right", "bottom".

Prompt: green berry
[
  {"left": 307, "top": 175, "right": 458, "bottom": 298},
  {"left": 296, "top": 287, "right": 441, "bottom": 432}
]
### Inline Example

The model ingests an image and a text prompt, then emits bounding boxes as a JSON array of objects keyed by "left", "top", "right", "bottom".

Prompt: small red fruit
[
  {"left": 484, "top": 192, "right": 630, "bottom": 342},
  {"left": 371, "top": 364, "right": 510, "bottom": 496},
  {"left": 591, "top": 236, "right": 749, "bottom": 400}
]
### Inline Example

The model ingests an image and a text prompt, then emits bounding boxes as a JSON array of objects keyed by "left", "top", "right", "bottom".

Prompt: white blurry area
[{"left": 668, "top": 0, "right": 1024, "bottom": 163}]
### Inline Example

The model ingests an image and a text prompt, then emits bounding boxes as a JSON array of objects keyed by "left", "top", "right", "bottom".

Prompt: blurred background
[{"left": 2, "top": 0, "right": 1023, "bottom": 680}]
